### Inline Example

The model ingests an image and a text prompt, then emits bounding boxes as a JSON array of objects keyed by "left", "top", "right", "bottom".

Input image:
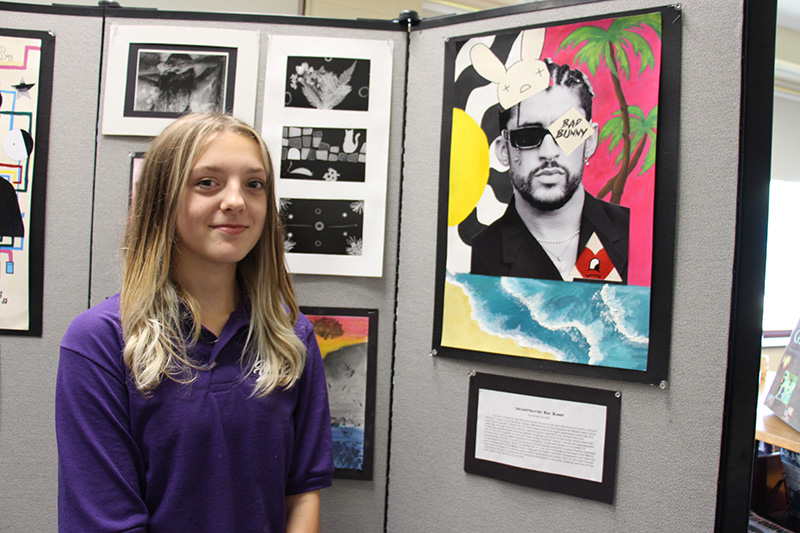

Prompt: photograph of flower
[{"left": 285, "top": 57, "right": 370, "bottom": 111}]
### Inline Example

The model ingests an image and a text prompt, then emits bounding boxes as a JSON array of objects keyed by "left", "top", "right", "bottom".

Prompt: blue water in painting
[
  {"left": 332, "top": 425, "right": 364, "bottom": 470},
  {"left": 448, "top": 272, "right": 651, "bottom": 370}
]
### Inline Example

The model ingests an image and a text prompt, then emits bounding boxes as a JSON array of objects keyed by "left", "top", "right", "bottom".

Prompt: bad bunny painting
[{"left": 438, "top": 13, "right": 666, "bottom": 373}]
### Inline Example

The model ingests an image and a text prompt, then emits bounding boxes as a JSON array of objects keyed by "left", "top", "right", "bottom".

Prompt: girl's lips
[{"left": 213, "top": 224, "right": 248, "bottom": 235}]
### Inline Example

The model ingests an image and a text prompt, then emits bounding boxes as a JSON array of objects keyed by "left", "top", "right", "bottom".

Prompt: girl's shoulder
[
  {"left": 294, "top": 311, "right": 313, "bottom": 335},
  {"left": 60, "top": 293, "right": 124, "bottom": 365}
]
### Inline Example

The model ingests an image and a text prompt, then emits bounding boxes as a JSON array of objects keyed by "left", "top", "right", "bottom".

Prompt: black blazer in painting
[{"left": 470, "top": 191, "right": 630, "bottom": 283}]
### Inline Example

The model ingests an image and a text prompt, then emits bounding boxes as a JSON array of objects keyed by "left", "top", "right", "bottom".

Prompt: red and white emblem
[{"left": 569, "top": 233, "right": 622, "bottom": 283}]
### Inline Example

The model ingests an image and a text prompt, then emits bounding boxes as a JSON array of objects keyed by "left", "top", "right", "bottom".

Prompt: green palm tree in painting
[
  {"left": 557, "top": 13, "right": 661, "bottom": 204},
  {"left": 596, "top": 105, "right": 658, "bottom": 199}
]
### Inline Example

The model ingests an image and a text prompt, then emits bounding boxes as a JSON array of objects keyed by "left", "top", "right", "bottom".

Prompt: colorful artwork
[
  {"left": 102, "top": 25, "right": 259, "bottom": 136},
  {"left": 129, "top": 151, "right": 145, "bottom": 206},
  {"left": 777, "top": 371, "right": 799, "bottom": 405},
  {"left": 766, "top": 317, "right": 800, "bottom": 430},
  {"left": 303, "top": 307, "right": 377, "bottom": 480},
  {"left": 433, "top": 9, "right": 680, "bottom": 382},
  {"left": 0, "top": 30, "right": 54, "bottom": 335},
  {"left": 262, "top": 35, "right": 393, "bottom": 277}
]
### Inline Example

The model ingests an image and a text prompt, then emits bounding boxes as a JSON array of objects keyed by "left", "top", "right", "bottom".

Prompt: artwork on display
[
  {"left": 302, "top": 306, "right": 377, "bottom": 480},
  {"left": 465, "top": 372, "right": 620, "bottom": 503},
  {"left": 263, "top": 35, "right": 393, "bottom": 277},
  {"left": 129, "top": 151, "right": 145, "bottom": 206},
  {"left": 281, "top": 126, "right": 367, "bottom": 183},
  {"left": 0, "top": 29, "right": 54, "bottom": 336},
  {"left": 282, "top": 198, "right": 364, "bottom": 256},
  {"left": 124, "top": 44, "right": 236, "bottom": 119},
  {"left": 432, "top": 8, "right": 681, "bottom": 383},
  {"left": 285, "top": 56, "right": 371, "bottom": 111},
  {"left": 102, "top": 25, "right": 259, "bottom": 136},
  {"left": 765, "top": 317, "right": 800, "bottom": 432}
]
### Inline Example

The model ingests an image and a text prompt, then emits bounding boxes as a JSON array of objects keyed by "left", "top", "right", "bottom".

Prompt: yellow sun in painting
[{"left": 448, "top": 108, "right": 490, "bottom": 227}]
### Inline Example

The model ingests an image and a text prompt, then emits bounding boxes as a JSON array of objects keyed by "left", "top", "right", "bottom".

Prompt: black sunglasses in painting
[{"left": 502, "top": 126, "right": 553, "bottom": 150}]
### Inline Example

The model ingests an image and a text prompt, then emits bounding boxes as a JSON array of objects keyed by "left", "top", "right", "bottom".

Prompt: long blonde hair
[{"left": 120, "top": 113, "right": 305, "bottom": 397}]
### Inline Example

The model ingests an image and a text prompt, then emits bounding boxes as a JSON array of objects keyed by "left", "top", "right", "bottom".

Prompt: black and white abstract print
[
  {"left": 281, "top": 198, "right": 364, "bottom": 256},
  {"left": 285, "top": 56, "right": 370, "bottom": 111},
  {"left": 125, "top": 44, "right": 236, "bottom": 118},
  {"left": 281, "top": 126, "right": 367, "bottom": 182}
]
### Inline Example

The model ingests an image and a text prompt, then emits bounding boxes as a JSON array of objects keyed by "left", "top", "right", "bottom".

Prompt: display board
[{"left": 0, "top": 1, "right": 772, "bottom": 532}]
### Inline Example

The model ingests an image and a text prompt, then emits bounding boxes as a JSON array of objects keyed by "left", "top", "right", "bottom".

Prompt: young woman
[{"left": 56, "top": 113, "right": 333, "bottom": 532}]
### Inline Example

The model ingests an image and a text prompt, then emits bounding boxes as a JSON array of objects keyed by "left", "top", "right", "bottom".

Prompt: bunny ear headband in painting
[{"left": 469, "top": 28, "right": 550, "bottom": 110}]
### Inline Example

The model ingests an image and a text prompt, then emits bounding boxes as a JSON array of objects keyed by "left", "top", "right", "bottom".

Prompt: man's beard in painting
[{"left": 510, "top": 160, "right": 583, "bottom": 212}]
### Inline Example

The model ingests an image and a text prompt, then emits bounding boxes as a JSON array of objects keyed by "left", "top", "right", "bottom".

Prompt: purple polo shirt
[{"left": 56, "top": 294, "right": 333, "bottom": 532}]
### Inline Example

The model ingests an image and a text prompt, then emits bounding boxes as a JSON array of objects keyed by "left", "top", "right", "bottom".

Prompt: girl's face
[{"left": 173, "top": 132, "right": 268, "bottom": 274}]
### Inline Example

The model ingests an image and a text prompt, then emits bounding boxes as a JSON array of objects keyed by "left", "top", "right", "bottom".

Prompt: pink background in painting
[{"left": 540, "top": 18, "right": 661, "bottom": 287}]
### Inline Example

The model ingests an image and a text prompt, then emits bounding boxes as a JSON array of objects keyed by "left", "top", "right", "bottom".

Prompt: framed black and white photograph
[
  {"left": 262, "top": 35, "right": 394, "bottom": 277},
  {"left": 102, "top": 25, "right": 258, "bottom": 136},
  {"left": 124, "top": 44, "right": 236, "bottom": 119},
  {"left": 281, "top": 126, "right": 367, "bottom": 182}
]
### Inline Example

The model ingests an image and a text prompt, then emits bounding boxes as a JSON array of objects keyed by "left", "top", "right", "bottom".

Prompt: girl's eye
[
  {"left": 195, "top": 178, "right": 215, "bottom": 188},
  {"left": 247, "top": 180, "right": 266, "bottom": 190}
]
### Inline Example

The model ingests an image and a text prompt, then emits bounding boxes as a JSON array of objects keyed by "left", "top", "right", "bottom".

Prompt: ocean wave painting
[
  {"left": 332, "top": 425, "right": 364, "bottom": 470},
  {"left": 442, "top": 272, "right": 650, "bottom": 370}
]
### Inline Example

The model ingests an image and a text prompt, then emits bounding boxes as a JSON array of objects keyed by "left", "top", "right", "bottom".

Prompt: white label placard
[{"left": 475, "top": 388, "right": 607, "bottom": 482}]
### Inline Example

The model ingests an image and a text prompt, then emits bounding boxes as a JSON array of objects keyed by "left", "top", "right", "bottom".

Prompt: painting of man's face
[{"left": 498, "top": 85, "right": 596, "bottom": 211}]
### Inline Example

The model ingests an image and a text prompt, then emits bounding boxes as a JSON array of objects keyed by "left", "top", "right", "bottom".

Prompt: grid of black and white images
[{"left": 264, "top": 35, "right": 392, "bottom": 276}]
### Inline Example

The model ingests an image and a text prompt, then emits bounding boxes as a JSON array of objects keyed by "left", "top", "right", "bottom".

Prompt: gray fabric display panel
[
  {"left": 0, "top": 5, "right": 104, "bottom": 532},
  {"left": 389, "top": 0, "right": 750, "bottom": 531}
]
